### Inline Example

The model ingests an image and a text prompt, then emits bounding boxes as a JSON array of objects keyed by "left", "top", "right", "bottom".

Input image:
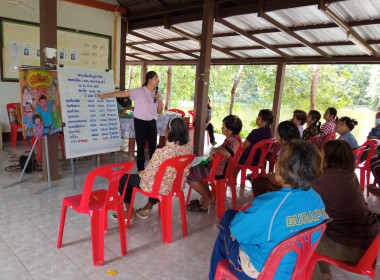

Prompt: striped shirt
[{"left": 320, "top": 120, "right": 336, "bottom": 135}]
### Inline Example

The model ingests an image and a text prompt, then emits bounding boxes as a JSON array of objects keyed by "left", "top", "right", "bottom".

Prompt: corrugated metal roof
[{"left": 121, "top": 0, "right": 380, "bottom": 64}]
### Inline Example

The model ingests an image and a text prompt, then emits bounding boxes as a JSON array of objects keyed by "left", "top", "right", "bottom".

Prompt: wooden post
[
  {"left": 194, "top": 0, "right": 215, "bottom": 156},
  {"left": 271, "top": 62, "right": 286, "bottom": 135},
  {"left": 120, "top": 18, "right": 126, "bottom": 91},
  {"left": 310, "top": 65, "right": 321, "bottom": 110},
  {"left": 141, "top": 63, "right": 147, "bottom": 86},
  {"left": 40, "top": 0, "right": 59, "bottom": 180},
  {"left": 165, "top": 65, "right": 172, "bottom": 110}
]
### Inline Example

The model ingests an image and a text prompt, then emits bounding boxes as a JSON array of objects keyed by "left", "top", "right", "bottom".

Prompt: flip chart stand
[{"left": 35, "top": 135, "right": 64, "bottom": 194}]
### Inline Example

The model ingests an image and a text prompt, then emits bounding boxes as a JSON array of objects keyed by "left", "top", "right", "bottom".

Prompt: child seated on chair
[
  {"left": 187, "top": 115, "right": 242, "bottom": 212},
  {"left": 111, "top": 117, "right": 192, "bottom": 222},
  {"left": 209, "top": 139, "right": 328, "bottom": 280},
  {"left": 292, "top": 109, "right": 307, "bottom": 138},
  {"left": 311, "top": 140, "right": 378, "bottom": 280}
]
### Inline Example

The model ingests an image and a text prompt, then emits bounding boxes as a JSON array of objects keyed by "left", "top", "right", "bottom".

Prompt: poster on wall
[
  {"left": 18, "top": 68, "right": 63, "bottom": 139},
  {"left": 57, "top": 65, "right": 121, "bottom": 159}
]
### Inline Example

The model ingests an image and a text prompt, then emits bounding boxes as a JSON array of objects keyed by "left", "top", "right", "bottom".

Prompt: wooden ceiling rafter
[
  {"left": 129, "top": 30, "right": 199, "bottom": 59},
  {"left": 128, "top": 45, "right": 175, "bottom": 60},
  {"left": 215, "top": 16, "right": 293, "bottom": 59},
  {"left": 318, "top": 0, "right": 380, "bottom": 57}
]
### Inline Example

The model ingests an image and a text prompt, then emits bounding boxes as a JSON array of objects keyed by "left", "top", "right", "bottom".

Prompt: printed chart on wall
[{"left": 57, "top": 65, "right": 121, "bottom": 159}]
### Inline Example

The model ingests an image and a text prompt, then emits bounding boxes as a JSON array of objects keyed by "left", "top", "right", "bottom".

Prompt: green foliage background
[{"left": 125, "top": 64, "right": 379, "bottom": 141}]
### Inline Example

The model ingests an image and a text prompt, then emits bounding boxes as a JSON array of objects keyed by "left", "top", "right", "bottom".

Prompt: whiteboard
[{"left": 57, "top": 65, "right": 121, "bottom": 159}]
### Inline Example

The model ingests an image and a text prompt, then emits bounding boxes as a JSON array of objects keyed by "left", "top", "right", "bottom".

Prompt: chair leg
[
  {"left": 57, "top": 203, "right": 68, "bottom": 248},
  {"left": 161, "top": 197, "right": 173, "bottom": 244},
  {"left": 117, "top": 203, "right": 127, "bottom": 256},
  {"left": 240, "top": 168, "right": 247, "bottom": 187},
  {"left": 11, "top": 125, "right": 18, "bottom": 147},
  {"left": 178, "top": 192, "right": 188, "bottom": 237},
  {"left": 126, "top": 189, "right": 137, "bottom": 229},
  {"left": 360, "top": 169, "right": 365, "bottom": 190},
  {"left": 215, "top": 181, "right": 226, "bottom": 220},
  {"left": 230, "top": 180, "right": 237, "bottom": 209},
  {"left": 90, "top": 210, "right": 105, "bottom": 266}
]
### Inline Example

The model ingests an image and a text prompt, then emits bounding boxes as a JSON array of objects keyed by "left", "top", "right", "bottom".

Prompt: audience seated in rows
[
  {"left": 187, "top": 115, "right": 242, "bottom": 212},
  {"left": 311, "top": 140, "right": 378, "bottom": 280},
  {"left": 209, "top": 139, "right": 329, "bottom": 280}
]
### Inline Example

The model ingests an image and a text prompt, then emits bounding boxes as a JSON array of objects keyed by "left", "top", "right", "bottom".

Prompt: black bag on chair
[{"left": 19, "top": 153, "right": 38, "bottom": 173}]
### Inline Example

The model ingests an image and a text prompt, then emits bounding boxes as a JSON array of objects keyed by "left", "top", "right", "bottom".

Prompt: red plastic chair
[
  {"left": 126, "top": 154, "right": 195, "bottom": 243},
  {"left": 266, "top": 142, "right": 282, "bottom": 173},
  {"left": 306, "top": 234, "right": 380, "bottom": 279},
  {"left": 57, "top": 161, "right": 135, "bottom": 266},
  {"left": 215, "top": 220, "right": 328, "bottom": 280},
  {"left": 357, "top": 139, "right": 380, "bottom": 193},
  {"left": 168, "top": 108, "right": 185, "bottom": 116},
  {"left": 188, "top": 110, "right": 195, "bottom": 130},
  {"left": 309, "top": 132, "right": 336, "bottom": 151},
  {"left": 31, "top": 133, "right": 65, "bottom": 162},
  {"left": 186, "top": 146, "right": 244, "bottom": 219},
  {"left": 353, "top": 146, "right": 366, "bottom": 169},
  {"left": 6, "top": 103, "right": 24, "bottom": 147},
  {"left": 236, "top": 138, "right": 276, "bottom": 187}
]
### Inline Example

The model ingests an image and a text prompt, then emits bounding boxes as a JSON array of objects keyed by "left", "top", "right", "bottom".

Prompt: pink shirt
[{"left": 129, "top": 86, "right": 158, "bottom": 121}]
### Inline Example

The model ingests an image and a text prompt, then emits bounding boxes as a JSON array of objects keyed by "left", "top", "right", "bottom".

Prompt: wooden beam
[
  {"left": 271, "top": 62, "right": 286, "bottom": 134},
  {"left": 130, "top": 45, "right": 175, "bottom": 60},
  {"left": 62, "top": 0, "right": 126, "bottom": 14},
  {"left": 129, "top": 31, "right": 199, "bottom": 59},
  {"left": 194, "top": 0, "right": 215, "bottom": 156},
  {"left": 216, "top": 17, "right": 293, "bottom": 59}
]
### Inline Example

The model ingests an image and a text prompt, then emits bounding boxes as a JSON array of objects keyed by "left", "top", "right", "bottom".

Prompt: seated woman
[
  {"left": 302, "top": 110, "right": 321, "bottom": 140},
  {"left": 209, "top": 139, "right": 328, "bottom": 280},
  {"left": 239, "top": 109, "right": 274, "bottom": 165},
  {"left": 187, "top": 115, "right": 242, "bottom": 212},
  {"left": 111, "top": 117, "right": 192, "bottom": 222},
  {"left": 336, "top": 116, "right": 359, "bottom": 149},
  {"left": 251, "top": 120, "right": 300, "bottom": 197},
  {"left": 311, "top": 140, "right": 378, "bottom": 280},
  {"left": 320, "top": 107, "right": 338, "bottom": 136},
  {"left": 292, "top": 109, "right": 307, "bottom": 138}
]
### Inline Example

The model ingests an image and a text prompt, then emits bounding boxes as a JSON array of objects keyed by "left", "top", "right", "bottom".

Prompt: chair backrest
[
  {"left": 258, "top": 220, "right": 329, "bottom": 280},
  {"left": 188, "top": 110, "right": 195, "bottom": 121},
  {"left": 6, "top": 103, "right": 20, "bottom": 124},
  {"left": 360, "top": 139, "right": 380, "bottom": 169},
  {"left": 267, "top": 141, "right": 281, "bottom": 163},
  {"left": 79, "top": 161, "right": 135, "bottom": 209},
  {"left": 208, "top": 145, "right": 244, "bottom": 181},
  {"left": 242, "top": 138, "right": 276, "bottom": 169},
  {"left": 149, "top": 154, "right": 196, "bottom": 197},
  {"left": 319, "top": 132, "right": 336, "bottom": 150},
  {"left": 355, "top": 234, "right": 380, "bottom": 276},
  {"left": 168, "top": 109, "right": 185, "bottom": 117},
  {"left": 353, "top": 146, "right": 366, "bottom": 168}
]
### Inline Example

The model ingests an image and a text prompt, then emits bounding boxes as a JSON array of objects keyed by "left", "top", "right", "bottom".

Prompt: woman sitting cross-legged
[
  {"left": 111, "top": 117, "right": 192, "bottom": 222},
  {"left": 209, "top": 139, "right": 329, "bottom": 280},
  {"left": 311, "top": 140, "right": 378, "bottom": 280},
  {"left": 187, "top": 115, "right": 242, "bottom": 212}
]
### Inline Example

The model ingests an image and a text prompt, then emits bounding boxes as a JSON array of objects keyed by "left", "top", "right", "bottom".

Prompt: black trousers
[
  {"left": 193, "top": 121, "right": 216, "bottom": 143},
  {"left": 134, "top": 117, "right": 157, "bottom": 171},
  {"left": 119, "top": 173, "right": 159, "bottom": 204}
]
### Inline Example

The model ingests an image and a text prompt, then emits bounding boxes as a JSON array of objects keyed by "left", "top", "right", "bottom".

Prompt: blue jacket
[{"left": 230, "top": 187, "right": 328, "bottom": 280}]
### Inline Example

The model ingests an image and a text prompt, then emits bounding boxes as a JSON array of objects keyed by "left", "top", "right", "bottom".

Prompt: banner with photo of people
[{"left": 19, "top": 68, "right": 63, "bottom": 139}]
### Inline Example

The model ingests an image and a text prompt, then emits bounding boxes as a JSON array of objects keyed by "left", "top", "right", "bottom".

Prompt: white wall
[{"left": 0, "top": 0, "right": 121, "bottom": 133}]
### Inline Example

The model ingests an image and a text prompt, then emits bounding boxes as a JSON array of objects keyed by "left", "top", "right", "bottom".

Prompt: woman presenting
[{"left": 98, "top": 71, "right": 164, "bottom": 171}]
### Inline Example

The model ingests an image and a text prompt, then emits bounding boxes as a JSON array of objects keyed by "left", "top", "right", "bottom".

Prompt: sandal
[
  {"left": 188, "top": 199, "right": 200, "bottom": 207},
  {"left": 135, "top": 208, "right": 150, "bottom": 220},
  {"left": 187, "top": 203, "right": 208, "bottom": 212}
]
